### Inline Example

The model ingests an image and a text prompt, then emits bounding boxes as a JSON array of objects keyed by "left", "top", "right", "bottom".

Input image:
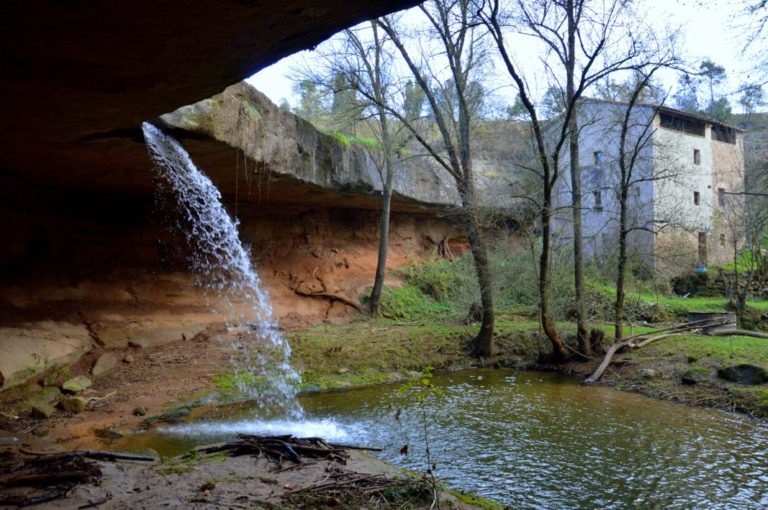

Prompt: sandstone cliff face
[
  {"left": 162, "top": 83, "right": 461, "bottom": 211},
  {"left": 0, "top": 85, "right": 471, "bottom": 391}
]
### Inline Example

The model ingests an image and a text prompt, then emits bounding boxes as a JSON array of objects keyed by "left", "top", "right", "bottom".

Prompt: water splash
[
  {"left": 142, "top": 122, "right": 302, "bottom": 418},
  {"left": 163, "top": 418, "right": 353, "bottom": 442}
]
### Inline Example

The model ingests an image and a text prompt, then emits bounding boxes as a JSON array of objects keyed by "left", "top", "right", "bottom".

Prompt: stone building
[{"left": 554, "top": 99, "right": 745, "bottom": 276}]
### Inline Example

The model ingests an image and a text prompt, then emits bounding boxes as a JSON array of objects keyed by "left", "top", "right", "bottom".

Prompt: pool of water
[{"left": 121, "top": 370, "right": 768, "bottom": 509}]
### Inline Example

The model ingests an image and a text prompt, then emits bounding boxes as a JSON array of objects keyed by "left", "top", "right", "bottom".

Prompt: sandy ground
[
  {"left": 0, "top": 334, "right": 495, "bottom": 509},
  {"left": 2, "top": 446, "right": 440, "bottom": 509},
  {"left": 29, "top": 332, "right": 234, "bottom": 450}
]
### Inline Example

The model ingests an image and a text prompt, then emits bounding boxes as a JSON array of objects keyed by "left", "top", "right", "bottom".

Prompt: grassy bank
[{"left": 285, "top": 315, "right": 768, "bottom": 418}]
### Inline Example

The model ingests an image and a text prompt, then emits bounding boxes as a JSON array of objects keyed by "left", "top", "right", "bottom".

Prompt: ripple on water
[{"left": 128, "top": 369, "right": 768, "bottom": 509}]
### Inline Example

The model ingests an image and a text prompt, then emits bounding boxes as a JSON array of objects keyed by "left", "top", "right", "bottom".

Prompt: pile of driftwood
[
  {"left": 189, "top": 434, "right": 375, "bottom": 466},
  {"left": 0, "top": 448, "right": 152, "bottom": 507},
  {"left": 285, "top": 470, "right": 432, "bottom": 507}
]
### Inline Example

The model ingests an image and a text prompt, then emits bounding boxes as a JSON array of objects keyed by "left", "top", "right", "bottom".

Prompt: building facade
[{"left": 553, "top": 100, "right": 745, "bottom": 277}]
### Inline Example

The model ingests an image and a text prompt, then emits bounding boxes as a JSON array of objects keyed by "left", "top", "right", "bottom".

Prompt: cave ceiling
[{"left": 0, "top": 0, "right": 421, "bottom": 197}]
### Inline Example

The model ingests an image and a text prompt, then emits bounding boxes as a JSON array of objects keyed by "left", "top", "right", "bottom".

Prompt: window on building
[
  {"left": 593, "top": 151, "right": 603, "bottom": 165},
  {"left": 693, "top": 149, "right": 701, "bottom": 165},
  {"left": 712, "top": 125, "right": 737, "bottom": 144},
  {"left": 693, "top": 191, "right": 700, "bottom": 205},
  {"left": 659, "top": 112, "right": 706, "bottom": 136},
  {"left": 720, "top": 233, "right": 726, "bottom": 246},
  {"left": 593, "top": 190, "right": 603, "bottom": 212},
  {"left": 718, "top": 187, "right": 726, "bottom": 207}
]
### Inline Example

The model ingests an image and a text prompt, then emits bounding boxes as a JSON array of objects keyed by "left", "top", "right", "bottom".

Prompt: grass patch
[
  {"left": 626, "top": 334, "right": 768, "bottom": 367},
  {"left": 328, "top": 130, "right": 380, "bottom": 149},
  {"left": 212, "top": 372, "right": 269, "bottom": 394},
  {"left": 373, "top": 284, "right": 455, "bottom": 320},
  {"left": 290, "top": 318, "right": 476, "bottom": 391},
  {"left": 450, "top": 490, "right": 506, "bottom": 510}
]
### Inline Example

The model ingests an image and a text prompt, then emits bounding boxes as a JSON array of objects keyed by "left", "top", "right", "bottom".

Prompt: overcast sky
[{"left": 246, "top": 0, "right": 763, "bottom": 112}]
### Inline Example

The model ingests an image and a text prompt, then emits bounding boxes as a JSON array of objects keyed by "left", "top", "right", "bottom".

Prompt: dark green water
[{"left": 126, "top": 370, "right": 768, "bottom": 509}]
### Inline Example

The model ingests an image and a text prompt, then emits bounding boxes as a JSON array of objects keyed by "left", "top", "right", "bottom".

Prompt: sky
[{"left": 246, "top": 0, "right": 764, "bottom": 113}]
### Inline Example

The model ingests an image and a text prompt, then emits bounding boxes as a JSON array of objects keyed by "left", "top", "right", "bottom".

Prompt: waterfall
[{"left": 142, "top": 122, "right": 302, "bottom": 418}]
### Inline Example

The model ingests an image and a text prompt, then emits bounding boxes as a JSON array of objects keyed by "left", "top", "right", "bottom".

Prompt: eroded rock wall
[{"left": 0, "top": 195, "right": 463, "bottom": 390}]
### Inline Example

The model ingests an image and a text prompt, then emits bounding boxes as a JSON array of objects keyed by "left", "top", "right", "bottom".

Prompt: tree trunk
[
  {"left": 569, "top": 120, "right": 589, "bottom": 354},
  {"left": 459, "top": 185, "right": 495, "bottom": 357},
  {"left": 369, "top": 186, "right": 392, "bottom": 315},
  {"left": 540, "top": 194, "right": 569, "bottom": 360},
  {"left": 566, "top": 0, "right": 589, "bottom": 356},
  {"left": 614, "top": 204, "right": 628, "bottom": 341}
]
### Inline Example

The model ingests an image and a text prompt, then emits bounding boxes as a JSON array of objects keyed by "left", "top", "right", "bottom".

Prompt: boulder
[
  {"left": 60, "top": 396, "right": 88, "bottom": 414},
  {"left": 92, "top": 353, "right": 118, "bottom": 378},
  {"left": 0, "top": 322, "right": 91, "bottom": 390},
  {"left": 717, "top": 364, "right": 768, "bottom": 385},
  {"left": 62, "top": 375, "right": 93, "bottom": 394},
  {"left": 20, "top": 386, "right": 61, "bottom": 413},
  {"left": 30, "top": 402, "right": 56, "bottom": 419}
]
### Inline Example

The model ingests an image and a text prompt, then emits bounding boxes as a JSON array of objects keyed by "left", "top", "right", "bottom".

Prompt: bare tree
[
  {"left": 377, "top": 0, "right": 497, "bottom": 356},
  {"left": 299, "top": 20, "right": 425, "bottom": 315},
  {"left": 612, "top": 71, "right": 666, "bottom": 340},
  {"left": 477, "top": 0, "right": 668, "bottom": 359}
]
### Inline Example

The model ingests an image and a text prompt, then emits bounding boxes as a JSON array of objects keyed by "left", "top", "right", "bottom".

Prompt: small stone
[
  {"left": 30, "top": 402, "right": 56, "bottom": 419},
  {"left": 61, "top": 396, "right": 87, "bottom": 414},
  {"left": 123, "top": 354, "right": 135, "bottom": 364},
  {"left": 31, "top": 425, "right": 49, "bottom": 437},
  {"left": 132, "top": 406, "right": 147, "bottom": 416},
  {"left": 92, "top": 353, "right": 118, "bottom": 378},
  {"left": 94, "top": 426, "right": 123, "bottom": 440},
  {"left": 62, "top": 375, "right": 92, "bottom": 394},
  {"left": 337, "top": 367, "right": 350, "bottom": 374},
  {"left": 638, "top": 368, "right": 656, "bottom": 379},
  {"left": 128, "top": 338, "right": 152, "bottom": 349}
]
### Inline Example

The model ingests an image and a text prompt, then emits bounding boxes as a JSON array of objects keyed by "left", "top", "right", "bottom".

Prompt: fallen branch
[
  {"left": 190, "top": 435, "right": 352, "bottom": 465},
  {"left": 706, "top": 328, "right": 768, "bottom": 339},
  {"left": 328, "top": 442, "right": 384, "bottom": 452},
  {"left": 585, "top": 318, "right": 729, "bottom": 383},
  {"left": 20, "top": 449, "right": 154, "bottom": 463},
  {"left": 632, "top": 332, "right": 682, "bottom": 349},
  {"left": 0, "top": 451, "right": 103, "bottom": 507}
]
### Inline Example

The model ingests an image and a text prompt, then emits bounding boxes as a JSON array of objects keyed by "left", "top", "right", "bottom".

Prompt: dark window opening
[
  {"left": 712, "top": 125, "right": 737, "bottom": 144},
  {"left": 693, "top": 149, "right": 701, "bottom": 165},
  {"left": 593, "top": 151, "right": 603, "bottom": 165},
  {"left": 694, "top": 191, "right": 700, "bottom": 205},
  {"left": 718, "top": 187, "right": 726, "bottom": 207},
  {"left": 593, "top": 190, "right": 603, "bottom": 212},
  {"left": 659, "top": 112, "right": 706, "bottom": 136},
  {"left": 719, "top": 233, "right": 726, "bottom": 246}
]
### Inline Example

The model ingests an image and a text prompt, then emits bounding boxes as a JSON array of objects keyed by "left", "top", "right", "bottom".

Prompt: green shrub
[
  {"left": 398, "top": 256, "right": 475, "bottom": 303},
  {"left": 374, "top": 284, "right": 453, "bottom": 320}
]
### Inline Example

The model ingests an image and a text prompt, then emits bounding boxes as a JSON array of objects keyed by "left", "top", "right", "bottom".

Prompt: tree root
[{"left": 294, "top": 287, "right": 361, "bottom": 310}]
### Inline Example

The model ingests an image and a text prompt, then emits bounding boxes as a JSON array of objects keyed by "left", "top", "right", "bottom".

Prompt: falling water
[{"left": 142, "top": 122, "right": 302, "bottom": 418}]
